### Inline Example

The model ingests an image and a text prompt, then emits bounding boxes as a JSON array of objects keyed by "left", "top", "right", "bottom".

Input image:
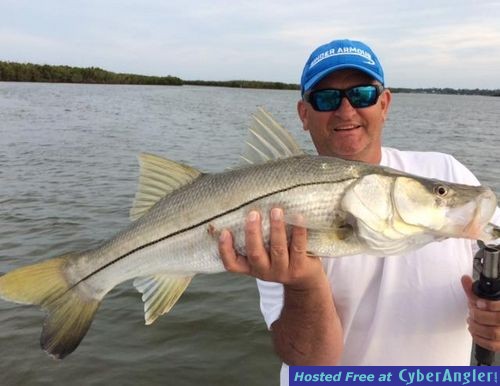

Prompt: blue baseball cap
[{"left": 300, "top": 39, "right": 384, "bottom": 95}]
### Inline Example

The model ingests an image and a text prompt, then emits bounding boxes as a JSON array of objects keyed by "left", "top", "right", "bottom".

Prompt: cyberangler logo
[{"left": 309, "top": 46, "right": 376, "bottom": 68}]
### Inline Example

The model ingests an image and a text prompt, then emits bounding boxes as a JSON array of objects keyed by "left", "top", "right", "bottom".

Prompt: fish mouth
[{"left": 456, "top": 190, "right": 497, "bottom": 240}]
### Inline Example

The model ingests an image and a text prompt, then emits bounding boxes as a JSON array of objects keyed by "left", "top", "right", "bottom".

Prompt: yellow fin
[
  {"left": 130, "top": 153, "right": 202, "bottom": 221},
  {"left": 307, "top": 226, "right": 365, "bottom": 258},
  {"left": 0, "top": 254, "right": 101, "bottom": 359},
  {"left": 133, "top": 274, "right": 193, "bottom": 325},
  {"left": 41, "top": 286, "right": 100, "bottom": 359}
]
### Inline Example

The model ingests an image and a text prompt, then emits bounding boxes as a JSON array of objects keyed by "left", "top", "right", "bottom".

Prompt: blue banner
[{"left": 290, "top": 366, "right": 499, "bottom": 386}]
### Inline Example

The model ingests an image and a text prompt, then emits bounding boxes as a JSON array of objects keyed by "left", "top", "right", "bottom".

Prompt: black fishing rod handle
[{"left": 472, "top": 245, "right": 500, "bottom": 366}]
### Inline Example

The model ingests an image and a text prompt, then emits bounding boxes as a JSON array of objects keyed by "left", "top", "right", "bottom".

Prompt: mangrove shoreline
[{"left": 1, "top": 61, "right": 499, "bottom": 96}]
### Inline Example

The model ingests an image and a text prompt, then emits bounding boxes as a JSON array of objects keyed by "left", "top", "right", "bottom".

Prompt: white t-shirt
[{"left": 257, "top": 147, "right": 500, "bottom": 385}]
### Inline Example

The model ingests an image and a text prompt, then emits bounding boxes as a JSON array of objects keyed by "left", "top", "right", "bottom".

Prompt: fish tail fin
[{"left": 0, "top": 253, "right": 101, "bottom": 359}]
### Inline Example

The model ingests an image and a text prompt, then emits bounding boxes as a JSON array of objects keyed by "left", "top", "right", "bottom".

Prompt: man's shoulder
[
  {"left": 381, "top": 147, "right": 478, "bottom": 185},
  {"left": 382, "top": 147, "right": 456, "bottom": 163}
]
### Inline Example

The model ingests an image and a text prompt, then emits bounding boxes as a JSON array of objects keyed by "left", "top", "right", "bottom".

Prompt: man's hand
[
  {"left": 462, "top": 275, "right": 500, "bottom": 352},
  {"left": 219, "top": 207, "right": 343, "bottom": 365},
  {"left": 218, "top": 208, "right": 325, "bottom": 289}
]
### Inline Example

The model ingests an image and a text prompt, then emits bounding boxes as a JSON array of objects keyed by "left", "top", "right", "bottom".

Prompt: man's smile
[{"left": 333, "top": 124, "right": 362, "bottom": 132}]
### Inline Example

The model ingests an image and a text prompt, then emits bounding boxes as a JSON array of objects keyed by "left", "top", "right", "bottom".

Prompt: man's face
[{"left": 297, "top": 69, "right": 392, "bottom": 164}]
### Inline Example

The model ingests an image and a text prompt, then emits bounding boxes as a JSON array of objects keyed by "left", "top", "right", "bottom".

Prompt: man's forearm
[{"left": 271, "top": 275, "right": 343, "bottom": 365}]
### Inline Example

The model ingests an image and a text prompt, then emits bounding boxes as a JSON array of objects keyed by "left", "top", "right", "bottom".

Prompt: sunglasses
[{"left": 303, "top": 84, "right": 385, "bottom": 112}]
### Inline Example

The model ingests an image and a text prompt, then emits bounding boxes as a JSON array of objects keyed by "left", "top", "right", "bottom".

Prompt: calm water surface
[{"left": 0, "top": 83, "right": 499, "bottom": 385}]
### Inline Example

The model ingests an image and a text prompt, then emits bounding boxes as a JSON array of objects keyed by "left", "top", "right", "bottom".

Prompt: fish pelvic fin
[
  {"left": 133, "top": 274, "right": 193, "bottom": 325},
  {"left": 130, "top": 153, "right": 202, "bottom": 221},
  {"left": 0, "top": 254, "right": 101, "bottom": 359}
]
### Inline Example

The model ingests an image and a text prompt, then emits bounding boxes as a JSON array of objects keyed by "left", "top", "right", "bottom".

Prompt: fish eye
[{"left": 434, "top": 185, "right": 449, "bottom": 197}]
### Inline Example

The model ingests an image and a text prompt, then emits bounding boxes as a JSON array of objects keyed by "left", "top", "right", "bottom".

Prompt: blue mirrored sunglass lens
[
  {"left": 346, "top": 86, "right": 378, "bottom": 107},
  {"left": 313, "top": 90, "right": 341, "bottom": 111}
]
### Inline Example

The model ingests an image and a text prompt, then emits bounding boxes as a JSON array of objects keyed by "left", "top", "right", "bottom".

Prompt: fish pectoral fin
[
  {"left": 306, "top": 225, "right": 362, "bottom": 258},
  {"left": 133, "top": 274, "right": 194, "bottom": 325},
  {"left": 130, "top": 153, "right": 203, "bottom": 221},
  {"left": 283, "top": 212, "right": 350, "bottom": 231},
  {"left": 309, "top": 224, "right": 355, "bottom": 243},
  {"left": 0, "top": 253, "right": 101, "bottom": 359}
]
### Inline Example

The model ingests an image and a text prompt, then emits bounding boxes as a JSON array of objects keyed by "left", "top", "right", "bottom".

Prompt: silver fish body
[
  {"left": 82, "top": 155, "right": 368, "bottom": 288},
  {"left": 78, "top": 154, "right": 496, "bottom": 293}
]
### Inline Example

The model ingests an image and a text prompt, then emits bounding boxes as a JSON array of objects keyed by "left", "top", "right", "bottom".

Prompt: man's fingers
[
  {"left": 469, "top": 334, "right": 500, "bottom": 352},
  {"left": 462, "top": 275, "right": 500, "bottom": 312},
  {"left": 289, "top": 221, "right": 308, "bottom": 266},
  {"left": 219, "top": 229, "right": 250, "bottom": 274},
  {"left": 269, "top": 208, "right": 289, "bottom": 274},
  {"left": 220, "top": 209, "right": 321, "bottom": 286},
  {"left": 468, "top": 317, "right": 500, "bottom": 341},
  {"left": 470, "top": 307, "right": 500, "bottom": 327},
  {"left": 244, "top": 210, "right": 271, "bottom": 274}
]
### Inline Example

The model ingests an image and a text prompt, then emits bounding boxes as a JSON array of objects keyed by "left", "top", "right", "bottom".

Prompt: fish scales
[{"left": 78, "top": 155, "right": 364, "bottom": 290}]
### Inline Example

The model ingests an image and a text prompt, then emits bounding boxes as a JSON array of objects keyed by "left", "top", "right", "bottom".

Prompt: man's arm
[{"left": 218, "top": 208, "right": 343, "bottom": 365}]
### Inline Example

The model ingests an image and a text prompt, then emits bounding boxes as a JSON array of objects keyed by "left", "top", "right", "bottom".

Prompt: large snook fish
[{"left": 0, "top": 109, "right": 499, "bottom": 360}]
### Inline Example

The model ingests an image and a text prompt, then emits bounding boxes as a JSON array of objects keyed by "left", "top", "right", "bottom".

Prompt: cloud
[
  {"left": 380, "top": 21, "right": 500, "bottom": 88},
  {"left": 0, "top": 0, "right": 499, "bottom": 88}
]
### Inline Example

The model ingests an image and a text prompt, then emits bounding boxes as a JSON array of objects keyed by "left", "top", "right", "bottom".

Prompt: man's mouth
[{"left": 333, "top": 124, "right": 361, "bottom": 132}]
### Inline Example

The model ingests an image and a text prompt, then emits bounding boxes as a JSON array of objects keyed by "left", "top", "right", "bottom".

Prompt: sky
[{"left": 1, "top": 0, "right": 500, "bottom": 89}]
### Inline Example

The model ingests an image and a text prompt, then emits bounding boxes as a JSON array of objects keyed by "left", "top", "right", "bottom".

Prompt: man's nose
[{"left": 334, "top": 96, "right": 357, "bottom": 117}]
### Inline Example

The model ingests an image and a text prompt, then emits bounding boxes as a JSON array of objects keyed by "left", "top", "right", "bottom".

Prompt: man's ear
[
  {"left": 379, "top": 88, "right": 392, "bottom": 122},
  {"left": 297, "top": 99, "right": 309, "bottom": 131}
]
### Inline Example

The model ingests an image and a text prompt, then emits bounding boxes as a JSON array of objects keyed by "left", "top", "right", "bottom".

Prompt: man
[{"left": 218, "top": 39, "right": 500, "bottom": 382}]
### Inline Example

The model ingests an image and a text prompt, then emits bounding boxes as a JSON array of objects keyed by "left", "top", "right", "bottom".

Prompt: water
[{"left": 0, "top": 83, "right": 499, "bottom": 385}]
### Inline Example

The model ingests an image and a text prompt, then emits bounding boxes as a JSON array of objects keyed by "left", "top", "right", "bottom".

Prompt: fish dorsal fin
[
  {"left": 239, "top": 107, "right": 304, "bottom": 166},
  {"left": 130, "top": 153, "right": 202, "bottom": 221},
  {"left": 133, "top": 274, "right": 194, "bottom": 325}
]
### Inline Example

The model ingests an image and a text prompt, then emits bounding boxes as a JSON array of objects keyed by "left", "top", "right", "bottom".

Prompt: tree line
[
  {"left": 391, "top": 87, "right": 500, "bottom": 97},
  {"left": 184, "top": 79, "right": 299, "bottom": 90},
  {"left": 1, "top": 61, "right": 499, "bottom": 96},
  {"left": 0, "top": 61, "right": 298, "bottom": 89},
  {"left": 0, "top": 61, "right": 182, "bottom": 85}
]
